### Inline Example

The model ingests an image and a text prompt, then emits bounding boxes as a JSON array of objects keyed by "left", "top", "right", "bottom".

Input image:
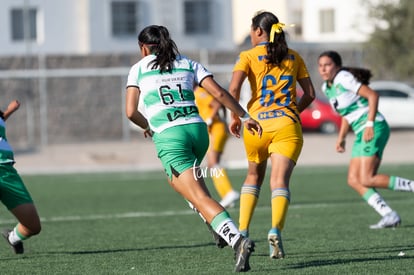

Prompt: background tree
[{"left": 364, "top": 0, "right": 414, "bottom": 81}]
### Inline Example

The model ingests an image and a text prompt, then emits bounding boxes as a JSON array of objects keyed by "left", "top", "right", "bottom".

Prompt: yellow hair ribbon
[{"left": 269, "top": 22, "right": 286, "bottom": 43}]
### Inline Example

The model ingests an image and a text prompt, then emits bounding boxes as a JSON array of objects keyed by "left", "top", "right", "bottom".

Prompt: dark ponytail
[
  {"left": 138, "top": 25, "right": 180, "bottom": 73},
  {"left": 251, "top": 11, "right": 288, "bottom": 66},
  {"left": 319, "top": 50, "right": 373, "bottom": 85},
  {"left": 343, "top": 67, "right": 372, "bottom": 85}
]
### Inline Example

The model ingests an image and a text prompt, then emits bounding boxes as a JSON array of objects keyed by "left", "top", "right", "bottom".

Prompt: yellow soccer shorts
[{"left": 243, "top": 122, "right": 303, "bottom": 164}]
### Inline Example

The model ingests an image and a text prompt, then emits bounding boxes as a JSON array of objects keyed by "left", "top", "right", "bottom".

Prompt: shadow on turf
[
  {"left": 51, "top": 241, "right": 228, "bottom": 255},
  {"left": 284, "top": 244, "right": 414, "bottom": 270},
  {"left": 286, "top": 255, "right": 414, "bottom": 270},
  {"left": 1, "top": 239, "right": 268, "bottom": 258}
]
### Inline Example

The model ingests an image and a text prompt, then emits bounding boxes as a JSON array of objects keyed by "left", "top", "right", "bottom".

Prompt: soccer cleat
[
  {"left": 234, "top": 237, "right": 255, "bottom": 272},
  {"left": 205, "top": 223, "right": 228, "bottom": 249},
  {"left": 219, "top": 190, "right": 240, "bottom": 208},
  {"left": 268, "top": 233, "right": 285, "bottom": 259},
  {"left": 2, "top": 229, "right": 24, "bottom": 254},
  {"left": 369, "top": 211, "right": 401, "bottom": 229},
  {"left": 211, "top": 229, "right": 228, "bottom": 249}
]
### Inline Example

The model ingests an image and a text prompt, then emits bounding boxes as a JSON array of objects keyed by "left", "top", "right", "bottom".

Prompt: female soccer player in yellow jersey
[
  {"left": 194, "top": 86, "right": 240, "bottom": 208},
  {"left": 228, "top": 11, "right": 315, "bottom": 259}
]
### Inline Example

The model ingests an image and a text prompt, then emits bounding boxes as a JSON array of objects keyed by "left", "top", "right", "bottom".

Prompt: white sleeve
[
  {"left": 337, "top": 70, "right": 362, "bottom": 94},
  {"left": 190, "top": 59, "right": 213, "bottom": 85},
  {"left": 126, "top": 63, "right": 139, "bottom": 88}
]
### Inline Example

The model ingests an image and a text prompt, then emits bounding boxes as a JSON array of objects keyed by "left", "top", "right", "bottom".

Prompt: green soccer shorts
[
  {"left": 0, "top": 164, "right": 33, "bottom": 210},
  {"left": 152, "top": 123, "right": 209, "bottom": 180},
  {"left": 351, "top": 120, "right": 390, "bottom": 159}
]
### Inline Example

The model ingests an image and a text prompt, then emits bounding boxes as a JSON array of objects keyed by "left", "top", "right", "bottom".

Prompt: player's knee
[
  {"left": 360, "top": 176, "right": 376, "bottom": 187},
  {"left": 347, "top": 176, "right": 359, "bottom": 189}
]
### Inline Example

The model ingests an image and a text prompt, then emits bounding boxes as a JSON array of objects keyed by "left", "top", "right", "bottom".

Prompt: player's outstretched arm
[
  {"left": 200, "top": 76, "right": 262, "bottom": 138},
  {"left": 2, "top": 100, "right": 20, "bottom": 121}
]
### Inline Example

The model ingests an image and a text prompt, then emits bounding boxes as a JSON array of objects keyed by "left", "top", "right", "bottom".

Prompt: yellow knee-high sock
[
  {"left": 239, "top": 184, "right": 260, "bottom": 235},
  {"left": 271, "top": 188, "right": 290, "bottom": 231},
  {"left": 211, "top": 165, "right": 233, "bottom": 199}
]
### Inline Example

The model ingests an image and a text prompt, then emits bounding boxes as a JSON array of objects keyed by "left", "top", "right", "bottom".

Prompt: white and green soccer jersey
[
  {"left": 0, "top": 118, "right": 15, "bottom": 164},
  {"left": 127, "top": 55, "right": 212, "bottom": 133},
  {"left": 322, "top": 70, "right": 384, "bottom": 133}
]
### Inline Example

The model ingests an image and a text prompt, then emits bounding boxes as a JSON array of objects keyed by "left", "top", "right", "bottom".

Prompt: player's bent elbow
[{"left": 125, "top": 108, "right": 135, "bottom": 121}]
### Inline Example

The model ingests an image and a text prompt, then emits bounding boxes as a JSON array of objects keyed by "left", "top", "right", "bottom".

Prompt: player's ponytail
[
  {"left": 138, "top": 25, "right": 180, "bottom": 73},
  {"left": 343, "top": 67, "right": 372, "bottom": 85},
  {"left": 252, "top": 11, "right": 288, "bottom": 66}
]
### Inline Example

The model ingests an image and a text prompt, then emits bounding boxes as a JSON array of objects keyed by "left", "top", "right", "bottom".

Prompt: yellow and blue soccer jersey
[{"left": 233, "top": 43, "right": 310, "bottom": 132}]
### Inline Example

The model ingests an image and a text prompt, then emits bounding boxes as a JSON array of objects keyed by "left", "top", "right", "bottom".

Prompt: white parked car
[{"left": 370, "top": 81, "right": 414, "bottom": 129}]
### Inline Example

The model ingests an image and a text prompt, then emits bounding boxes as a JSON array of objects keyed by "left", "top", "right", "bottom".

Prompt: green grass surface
[{"left": 1, "top": 164, "right": 414, "bottom": 274}]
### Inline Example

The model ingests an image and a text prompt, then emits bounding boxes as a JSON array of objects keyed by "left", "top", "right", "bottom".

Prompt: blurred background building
[
  {"left": 0, "top": 0, "right": 372, "bottom": 55},
  {"left": 0, "top": 0, "right": 390, "bottom": 150}
]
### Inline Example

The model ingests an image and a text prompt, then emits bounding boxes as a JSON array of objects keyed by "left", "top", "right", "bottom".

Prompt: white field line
[{"left": 0, "top": 203, "right": 331, "bottom": 225}]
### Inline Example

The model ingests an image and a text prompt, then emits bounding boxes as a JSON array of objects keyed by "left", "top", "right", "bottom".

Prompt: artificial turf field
[{"left": 1, "top": 164, "right": 414, "bottom": 274}]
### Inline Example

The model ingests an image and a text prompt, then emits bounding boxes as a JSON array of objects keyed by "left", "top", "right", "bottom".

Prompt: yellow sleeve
[
  {"left": 233, "top": 51, "right": 250, "bottom": 74},
  {"left": 295, "top": 53, "right": 310, "bottom": 80}
]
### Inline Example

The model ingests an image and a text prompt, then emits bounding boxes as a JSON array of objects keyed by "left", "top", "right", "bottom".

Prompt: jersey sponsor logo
[
  {"left": 160, "top": 76, "right": 186, "bottom": 83},
  {"left": 258, "top": 109, "right": 287, "bottom": 120},
  {"left": 257, "top": 54, "right": 295, "bottom": 62},
  {"left": 166, "top": 106, "right": 198, "bottom": 122}
]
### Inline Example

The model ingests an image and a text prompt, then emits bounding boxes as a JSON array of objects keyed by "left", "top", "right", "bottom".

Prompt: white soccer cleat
[
  {"left": 219, "top": 190, "right": 240, "bottom": 208},
  {"left": 369, "top": 211, "right": 401, "bottom": 229}
]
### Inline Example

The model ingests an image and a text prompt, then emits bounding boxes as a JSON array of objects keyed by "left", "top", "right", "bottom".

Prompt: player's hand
[
  {"left": 336, "top": 139, "right": 346, "bottom": 153},
  {"left": 7, "top": 100, "right": 20, "bottom": 112},
  {"left": 205, "top": 117, "right": 213, "bottom": 131},
  {"left": 229, "top": 117, "right": 242, "bottom": 138},
  {"left": 363, "top": 127, "right": 374, "bottom": 142},
  {"left": 229, "top": 117, "right": 262, "bottom": 138},
  {"left": 243, "top": 118, "right": 262, "bottom": 137},
  {"left": 143, "top": 126, "right": 153, "bottom": 138}
]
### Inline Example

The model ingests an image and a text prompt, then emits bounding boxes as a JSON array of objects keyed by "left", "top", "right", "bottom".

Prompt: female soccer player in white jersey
[
  {"left": 0, "top": 100, "right": 41, "bottom": 254},
  {"left": 318, "top": 50, "right": 414, "bottom": 229},
  {"left": 125, "top": 25, "right": 262, "bottom": 272}
]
